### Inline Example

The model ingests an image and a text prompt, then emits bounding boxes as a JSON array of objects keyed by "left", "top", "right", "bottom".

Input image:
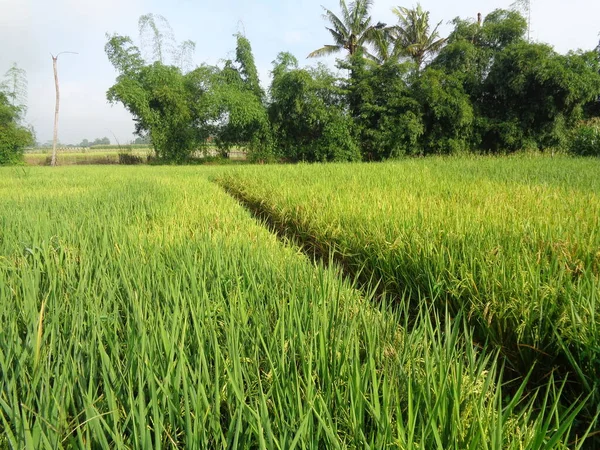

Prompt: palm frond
[
  {"left": 326, "top": 27, "right": 347, "bottom": 47},
  {"left": 307, "top": 45, "right": 343, "bottom": 59},
  {"left": 323, "top": 9, "right": 350, "bottom": 41},
  {"left": 339, "top": 0, "right": 352, "bottom": 29}
]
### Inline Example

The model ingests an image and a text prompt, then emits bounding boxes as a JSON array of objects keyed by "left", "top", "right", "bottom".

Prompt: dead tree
[{"left": 51, "top": 52, "right": 77, "bottom": 167}]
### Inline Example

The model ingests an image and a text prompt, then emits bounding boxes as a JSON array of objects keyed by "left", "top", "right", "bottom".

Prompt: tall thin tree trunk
[{"left": 51, "top": 55, "right": 59, "bottom": 167}]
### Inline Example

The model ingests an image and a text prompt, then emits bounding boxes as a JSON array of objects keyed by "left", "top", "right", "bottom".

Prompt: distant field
[
  {"left": 23, "top": 148, "right": 153, "bottom": 165},
  {"left": 23, "top": 147, "right": 247, "bottom": 165},
  {"left": 0, "top": 162, "right": 595, "bottom": 447}
]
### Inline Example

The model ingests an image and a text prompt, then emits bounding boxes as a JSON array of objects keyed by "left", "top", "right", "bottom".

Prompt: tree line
[{"left": 105, "top": 2, "right": 600, "bottom": 163}]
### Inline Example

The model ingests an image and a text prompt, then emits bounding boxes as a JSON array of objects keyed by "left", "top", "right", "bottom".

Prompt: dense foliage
[
  {"left": 0, "top": 91, "right": 33, "bottom": 165},
  {"left": 269, "top": 53, "right": 360, "bottom": 162},
  {"left": 103, "top": 4, "right": 600, "bottom": 162}
]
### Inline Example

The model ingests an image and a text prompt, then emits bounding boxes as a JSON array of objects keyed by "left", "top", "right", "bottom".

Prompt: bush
[
  {"left": 0, "top": 93, "right": 34, "bottom": 165},
  {"left": 118, "top": 152, "right": 144, "bottom": 165},
  {"left": 569, "top": 119, "right": 600, "bottom": 157}
]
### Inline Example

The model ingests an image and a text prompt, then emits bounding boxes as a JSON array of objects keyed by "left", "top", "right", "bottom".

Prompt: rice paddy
[{"left": 1, "top": 159, "right": 598, "bottom": 447}]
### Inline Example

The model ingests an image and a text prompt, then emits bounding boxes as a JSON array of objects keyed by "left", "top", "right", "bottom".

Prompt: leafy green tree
[
  {"left": 235, "top": 34, "right": 264, "bottom": 102},
  {"left": 432, "top": 9, "right": 527, "bottom": 98},
  {"left": 510, "top": 0, "right": 531, "bottom": 41},
  {"left": 106, "top": 32, "right": 206, "bottom": 161},
  {"left": 569, "top": 118, "right": 600, "bottom": 156},
  {"left": 193, "top": 34, "right": 273, "bottom": 162},
  {"left": 412, "top": 68, "right": 474, "bottom": 154},
  {"left": 107, "top": 62, "right": 199, "bottom": 161},
  {"left": 429, "top": 9, "right": 527, "bottom": 151},
  {"left": 368, "top": 27, "right": 400, "bottom": 64},
  {"left": 91, "top": 137, "right": 110, "bottom": 146},
  {"left": 342, "top": 53, "right": 422, "bottom": 159},
  {"left": 480, "top": 44, "right": 600, "bottom": 151},
  {"left": 0, "top": 91, "right": 34, "bottom": 165},
  {"left": 269, "top": 53, "right": 360, "bottom": 162},
  {"left": 390, "top": 4, "right": 445, "bottom": 69},
  {"left": 308, "top": 0, "right": 384, "bottom": 59},
  {"left": 105, "top": 34, "right": 145, "bottom": 75}
]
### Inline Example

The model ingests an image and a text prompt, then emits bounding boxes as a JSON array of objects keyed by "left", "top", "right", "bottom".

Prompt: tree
[
  {"left": 138, "top": 13, "right": 175, "bottom": 65},
  {"left": 51, "top": 52, "right": 77, "bottom": 167},
  {"left": 105, "top": 34, "right": 145, "bottom": 75},
  {"left": 510, "top": 0, "right": 531, "bottom": 41},
  {"left": 308, "top": 0, "right": 385, "bottom": 59},
  {"left": 92, "top": 137, "right": 110, "bottom": 146},
  {"left": 342, "top": 53, "right": 423, "bottom": 159},
  {"left": 412, "top": 68, "right": 474, "bottom": 154},
  {"left": 1, "top": 63, "right": 28, "bottom": 117},
  {"left": 235, "top": 33, "right": 264, "bottom": 102},
  {"left": 480, "top": 44, "right": 600, "bottom": 151},
  {"left": 107, "top": 61, "right": 199, "bottom": 161},
  {"left": 390, "top": 4, "right": 446, "bottom": 70},
  {"left": 203, "top": 34, "right": 273, "bottom": 161},
  {"left": 105, "top": 16, "right": 203, "bottom": 161},
  {"left": 0, "top": 91, "right": 34, "bottom": 165},
  {"left": 269, "top": 53, "right": 360, "bottom": 162}
]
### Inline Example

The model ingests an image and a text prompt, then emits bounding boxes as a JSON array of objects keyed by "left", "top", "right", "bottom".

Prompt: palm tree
[
  {"left": 308, "top": 0, "right": 385, "bottom": 59},
  {"left": 390, "top": 4, "right": 446, "bottom": 69},
  {"left": 368, "top": 27, "right": 404, "bottom": 64}
]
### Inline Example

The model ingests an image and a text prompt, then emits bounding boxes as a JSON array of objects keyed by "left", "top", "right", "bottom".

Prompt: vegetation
[
  {"left": 307, "top": 0, "right": 385, "bottom": 59},
  {"left": 0, "top": 165, "right": 593, "bottom": 447},
  {"left": 269, "top": 53, "right": 360, "bottom": 162},
  {"left": 0, "top": 91, "right": 34, "bottom": 165},
  {"left": 3, "top": 0, "right": 600, "bottom": 446},
  {"left": 217, "top": 156, "right": 600, "bottom": 437},
  {"left": 569, "top": 118, "right": 600, "bottom": 156},
  {"left": 99, "top": 4, "right": 600, "bottom": 164},
  {"left": 0, "top": 63, "right": 33, "bottom": 165},
  {"left": 77, "top": 137, "right": 111, "bottom": 147}
]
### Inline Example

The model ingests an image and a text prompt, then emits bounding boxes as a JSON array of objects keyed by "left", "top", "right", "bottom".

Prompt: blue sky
[{"left": 1, "top": 0, "right": 599, "bottom": 145}]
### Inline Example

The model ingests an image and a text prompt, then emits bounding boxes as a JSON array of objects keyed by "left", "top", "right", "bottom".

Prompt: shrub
[
  {"left": 118, "top": 152, "right": 144, "bottom": 165},
  {"left": 569, "top": 118, "right": 600, "bottom": 157}
]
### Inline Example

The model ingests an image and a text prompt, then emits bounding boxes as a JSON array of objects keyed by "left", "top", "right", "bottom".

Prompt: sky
[{"left": 1, "top": 0, "right": 599, "bottom": 145}]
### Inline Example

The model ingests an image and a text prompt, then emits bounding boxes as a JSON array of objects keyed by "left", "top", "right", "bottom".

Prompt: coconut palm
[
  {"left": 368, "top": 27, "right": 404, "bottom": 64},
  {"left": 308, "top": 0, "right": 385, "bottom": 59},
  {"left": 391, "top": 4, "right": 446, "bottom": 69}
]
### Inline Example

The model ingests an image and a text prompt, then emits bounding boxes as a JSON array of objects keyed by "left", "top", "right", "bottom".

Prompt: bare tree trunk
[{"left": 51, "top": 55, "right": 59, "bottom": 167}]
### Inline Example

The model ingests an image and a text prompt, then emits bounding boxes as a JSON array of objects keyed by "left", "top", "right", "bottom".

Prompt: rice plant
[
  {"left": 0, "top": 165, "right": 590, "bottom": 447},
  {"left": 217, "top": 155, "right": 600, "bottom": 436}
]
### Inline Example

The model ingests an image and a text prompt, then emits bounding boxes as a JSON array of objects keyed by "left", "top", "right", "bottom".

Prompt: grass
[
  {"left": 23, "top": 149, "right": 153, "bottom": 166},
  {"left": 22, "top": 148, "right": 247, "bottom": 166},
  {"left": 0, "top": 165, "right": 591, "bottom": 448},
  {"left": 216, "top": 155, "right": 600, "bottom": 428}
]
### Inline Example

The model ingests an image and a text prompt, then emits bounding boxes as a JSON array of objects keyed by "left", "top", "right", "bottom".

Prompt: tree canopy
[{"left": 97, "top": 7, "right": 600, "bottom": 165}]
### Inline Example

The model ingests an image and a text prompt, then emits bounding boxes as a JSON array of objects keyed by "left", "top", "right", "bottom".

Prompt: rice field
[
  {"left": 0, "top": 161, "right": 597, "bottom": 447},
  {"left": 22, "top": 150, "right": 153, "bottom": 166},
  {"left": 217, "top": 156, "right": 600, "bottom": 436}
]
